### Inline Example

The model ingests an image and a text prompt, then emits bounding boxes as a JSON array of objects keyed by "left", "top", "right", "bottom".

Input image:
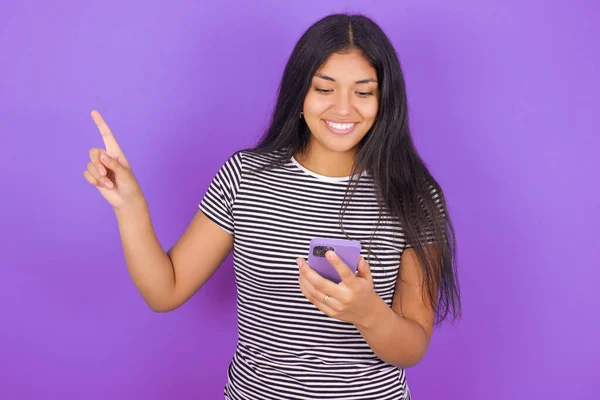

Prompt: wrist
[
  {"left": 355, "top": 291, "right": 390, "bottom": 330},
  {"left": 114, "top": 197, "right": 148, "bottom": 219}
]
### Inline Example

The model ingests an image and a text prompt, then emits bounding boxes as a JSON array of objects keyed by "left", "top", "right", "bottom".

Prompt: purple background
[{"left": 1, "top": 1, "right": 598, "bottom": 399}]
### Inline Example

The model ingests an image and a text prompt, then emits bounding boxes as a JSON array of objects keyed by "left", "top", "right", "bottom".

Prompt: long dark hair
[{"left": 245, "top": 13, "right": 461, "bottom": 326}]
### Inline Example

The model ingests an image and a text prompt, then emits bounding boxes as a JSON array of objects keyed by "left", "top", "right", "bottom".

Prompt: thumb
[
  {"left": 357, "top": 257, "right": 373, "bottom": 282},
  {"left": 100, "top": 151, "right": 128, "bottom": 176}
]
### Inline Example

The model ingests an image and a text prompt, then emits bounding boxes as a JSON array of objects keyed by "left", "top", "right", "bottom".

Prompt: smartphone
[{"left": 307, "top": 238, "right": 362, "bottom": 284}]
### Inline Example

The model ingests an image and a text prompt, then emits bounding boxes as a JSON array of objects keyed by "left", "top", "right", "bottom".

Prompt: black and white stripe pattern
[{"left": 200, "top": 151, "right": 413, "bottom": 400}]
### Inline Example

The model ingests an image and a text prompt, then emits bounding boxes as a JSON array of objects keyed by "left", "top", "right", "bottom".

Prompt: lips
[{"left": 323, "top": 119, "right": 358, "bottom": 135}]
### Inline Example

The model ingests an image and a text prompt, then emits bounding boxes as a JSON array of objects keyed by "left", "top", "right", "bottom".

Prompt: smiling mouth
[{"left": 323, "top": 120, "right": 358, "bottom": 135}]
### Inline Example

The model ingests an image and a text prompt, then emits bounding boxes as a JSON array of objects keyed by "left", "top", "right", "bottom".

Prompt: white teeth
[{"left": 326, "top": 121, "right": 355, "bottom": 130}]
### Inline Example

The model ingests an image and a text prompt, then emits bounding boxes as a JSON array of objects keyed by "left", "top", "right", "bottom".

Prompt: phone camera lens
[{"left": 313, "top": 246, "right": 334, "bottom": 257}]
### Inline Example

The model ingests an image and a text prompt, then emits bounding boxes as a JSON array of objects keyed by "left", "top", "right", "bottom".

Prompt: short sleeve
[
  {"left": 404, "top": 184, "right": 446, "bottom": 249},
  {"left": 199, "top": 151, "right": 244, "bottom": 235}
]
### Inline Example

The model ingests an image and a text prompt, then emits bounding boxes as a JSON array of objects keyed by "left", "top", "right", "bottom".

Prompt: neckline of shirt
[{"left": 289, "top": 156, "right": 367, "bottom": 183}]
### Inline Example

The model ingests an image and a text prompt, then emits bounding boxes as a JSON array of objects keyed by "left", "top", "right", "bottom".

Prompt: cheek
[
  {"left": 303, "top": 93, "right": 331, "bottom": 117},
  {"left": 358, "top": 100, "right": 379, "bottom": 121}
]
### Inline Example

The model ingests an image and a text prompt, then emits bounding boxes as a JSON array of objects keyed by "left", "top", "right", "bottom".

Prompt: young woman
[{"left": 84, "top": 13, "right": 461, "bottom": 400}]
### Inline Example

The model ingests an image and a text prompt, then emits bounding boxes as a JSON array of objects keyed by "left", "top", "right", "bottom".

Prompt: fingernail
[
  {"left": 98, "top": 166, "right": 106, "bottom": 176},
  {"left": 101, "top": 153, "right": 109, "bottom": 162},
  {"left": 326, "top": 251, "right": 335, "bottom": 260},
  {"left": 296, "top": 259, "right": 302, "bottom": 268},
  {"left": 104, "top": 181, "right": 113, "bottom": 189}
]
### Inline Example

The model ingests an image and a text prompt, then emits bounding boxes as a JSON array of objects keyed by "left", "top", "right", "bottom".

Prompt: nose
[{"left": 331, "top": 91, "right": 352, "bottom": 117}]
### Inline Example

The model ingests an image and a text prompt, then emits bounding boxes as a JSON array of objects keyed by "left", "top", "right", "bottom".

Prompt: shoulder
[
  {"left": 212, "top": 149, "right": 291, "bottom": 188},
  {"left": 232, "top": 148, "right": 291, "bottom": 174}
]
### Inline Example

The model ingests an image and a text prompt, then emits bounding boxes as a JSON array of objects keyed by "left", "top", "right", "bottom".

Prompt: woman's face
[{"left": 302, "top": 50, "right": 379, "bottom": 155}]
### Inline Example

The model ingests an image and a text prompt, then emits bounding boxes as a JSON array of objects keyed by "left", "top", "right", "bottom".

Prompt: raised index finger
[{"left": 91, "top": 110, "right": 122, "bottom": 156}]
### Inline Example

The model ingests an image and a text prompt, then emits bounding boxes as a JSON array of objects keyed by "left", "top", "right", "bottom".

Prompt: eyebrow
[{"left": 314, "top": 74, "right": 378, "bottom": 84}]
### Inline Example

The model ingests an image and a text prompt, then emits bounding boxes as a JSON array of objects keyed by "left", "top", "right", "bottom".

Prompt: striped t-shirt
[{"left": 200, "top": 150, "right": 414, "bottom": 400}]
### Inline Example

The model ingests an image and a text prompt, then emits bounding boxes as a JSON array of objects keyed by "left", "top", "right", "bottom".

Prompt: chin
[{"left": 314, "top": 134, "right": 363, "bottom": 154}]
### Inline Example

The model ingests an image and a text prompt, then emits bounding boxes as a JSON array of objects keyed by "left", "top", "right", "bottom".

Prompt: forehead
[{"left": 315, "top": 51, "right": 377, "bottom": 80}]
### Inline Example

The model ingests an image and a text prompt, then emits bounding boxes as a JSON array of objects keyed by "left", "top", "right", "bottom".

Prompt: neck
[{"left": 294, "top": 143, "right": 358, "bottom": 178}]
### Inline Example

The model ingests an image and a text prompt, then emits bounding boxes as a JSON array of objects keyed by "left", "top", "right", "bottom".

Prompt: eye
[
  {"left": 356, "top": 91, "right": 374, "bottom": 97},
  {"left": 314, "top": 87, "right": 332, "bottom": 94}
]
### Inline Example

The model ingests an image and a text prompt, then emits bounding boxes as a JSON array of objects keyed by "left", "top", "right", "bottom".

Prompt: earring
[{"left": 299, "top": 112, "right": 303, "bottom": 119}]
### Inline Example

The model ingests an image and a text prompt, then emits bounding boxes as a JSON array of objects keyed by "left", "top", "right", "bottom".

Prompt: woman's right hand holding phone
[{"left": 84, "top": 110, "right": 145, "bottom": 210}]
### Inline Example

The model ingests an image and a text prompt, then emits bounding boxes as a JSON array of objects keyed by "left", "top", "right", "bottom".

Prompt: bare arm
[
  {"left": 356, "top": 247, "right": 435, "bottom": 368},
  {"left": 113, "top": 200, "right": 174, "bottom": 311},
  {"left": 165, "top": 210, "right": 233, "bottom": 310},
  {"left": 114, "top": 205, "right": 233, "bottom": 312}
]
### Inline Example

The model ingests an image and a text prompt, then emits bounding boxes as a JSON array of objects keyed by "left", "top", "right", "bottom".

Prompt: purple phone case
[{"left": 307, "top": 238, "right": 362, "bottom": 283}]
